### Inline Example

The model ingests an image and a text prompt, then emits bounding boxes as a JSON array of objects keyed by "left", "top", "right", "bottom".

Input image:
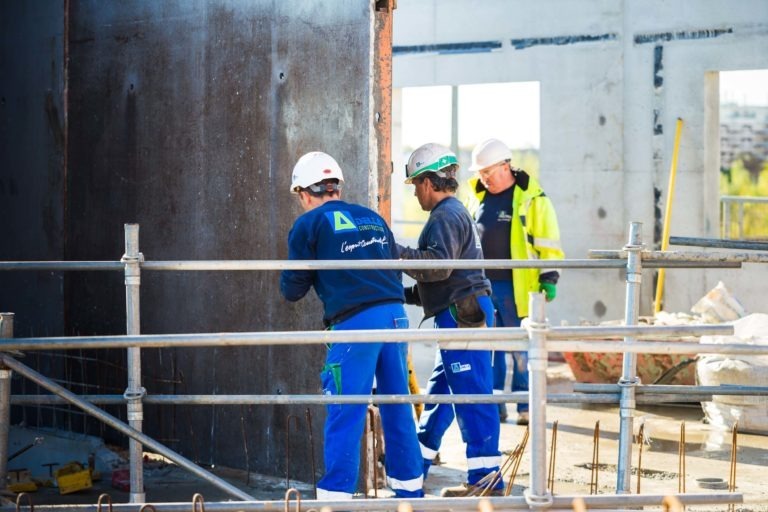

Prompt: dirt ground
[{"left": 3, "top": 341, "right": 766, "bottom": 510}]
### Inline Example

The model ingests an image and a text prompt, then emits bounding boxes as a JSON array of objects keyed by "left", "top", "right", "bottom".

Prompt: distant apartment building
[{"left": 720, "top": 103, "right": 768, "bottom": 169}]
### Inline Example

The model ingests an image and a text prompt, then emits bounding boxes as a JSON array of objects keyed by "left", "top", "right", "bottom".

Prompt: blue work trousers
[
  {"left": 490, "top": 279, "right": 529, "bottom": 414},
  {"left": 417, "top": 294, "right": 502, "bottom": 488},
  {"left": 317, "top": 302, "right": 424, "bottom": 498}
]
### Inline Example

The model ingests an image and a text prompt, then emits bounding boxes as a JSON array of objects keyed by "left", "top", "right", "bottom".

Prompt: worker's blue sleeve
[{"left": 280, "top": 221, "right": 315, "bottom": 301}]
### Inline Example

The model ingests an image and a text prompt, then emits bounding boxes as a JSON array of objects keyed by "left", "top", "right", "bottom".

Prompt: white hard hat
[
  {"left": 469, "top": 138, "right": 512, "bottom": 172},
  {"left": 405, "top": 143, "right": 458, "bottom": 184},
  {"left": 290, "top": 151, "right": 345, "bottom": 193}
]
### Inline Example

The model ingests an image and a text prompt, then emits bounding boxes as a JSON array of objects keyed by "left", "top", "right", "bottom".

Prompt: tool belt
[{"left": 452, "top": 292, "right": 487, "bottom": 328}]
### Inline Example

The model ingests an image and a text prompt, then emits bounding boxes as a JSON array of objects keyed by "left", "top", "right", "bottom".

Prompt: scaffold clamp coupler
[
  {"left": 123, "top": 386, "right": 146, "bottom": 401},
  {"left": 120, "top": 252, "right": 145, "bottom": 264},
  {"left": 524, "top": 489, "right": 554, "bottom": 508},
  {"left": 618, "top": 376, "right": 641, "bottom": 387},
  {"left": 522, "top": 317, "right": 550, "bottom": 334}
]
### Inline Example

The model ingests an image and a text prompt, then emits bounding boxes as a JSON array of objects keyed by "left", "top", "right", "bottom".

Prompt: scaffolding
[{"left": 1, "top": 221, "right": 767, "bottom": 511}]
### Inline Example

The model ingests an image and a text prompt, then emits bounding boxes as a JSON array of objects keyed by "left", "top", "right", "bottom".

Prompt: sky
[
  {"left": 400, "top": 70, "right": 768, "bottom": 150},
  {"left": 401, "top": 81, "right": 539, "bottom": 151},
  {"left": 720, "top": 69, "right": 768, "bottom": 106}
]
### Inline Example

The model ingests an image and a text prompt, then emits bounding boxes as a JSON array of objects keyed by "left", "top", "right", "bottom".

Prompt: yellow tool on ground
[
  {"left": 54, "top": 462, "right": 93, "bottom": 495},
  {"left": 407, "top": 352, "right": 423, "bottom": 418}
]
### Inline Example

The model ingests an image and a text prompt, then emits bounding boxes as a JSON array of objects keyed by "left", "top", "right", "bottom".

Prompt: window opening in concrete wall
[
  {"left": 718, "top": 70, "right": 768, "bottom": 240},
  {"left": 393, "top": 82, "right": 540, "bottom": 242}
]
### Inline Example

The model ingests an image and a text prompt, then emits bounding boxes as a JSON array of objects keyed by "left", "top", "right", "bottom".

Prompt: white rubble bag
[{"left": 697, "top": 313, "right": 768, "bottom": 435}]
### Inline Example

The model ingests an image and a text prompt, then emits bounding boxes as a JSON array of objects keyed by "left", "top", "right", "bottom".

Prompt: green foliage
[{"left": 720, "top": 156, "right": 768, "bottom": 239}]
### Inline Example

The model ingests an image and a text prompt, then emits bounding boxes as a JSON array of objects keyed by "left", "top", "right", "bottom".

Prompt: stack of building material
[{"left": 698, "top": 313, "right": 768, "bottom": 435}]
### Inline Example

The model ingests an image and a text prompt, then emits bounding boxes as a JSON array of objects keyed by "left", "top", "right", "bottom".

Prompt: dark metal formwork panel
[
  {"left": 2, "top": 0, "right": 389, "bottom": 484},
  {"left": 0, "top": 3, "right": 66, "bottom": 337}
]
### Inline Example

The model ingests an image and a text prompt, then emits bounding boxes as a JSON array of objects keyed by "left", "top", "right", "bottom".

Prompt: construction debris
[{"left": 698, "top": 313, "right": 768, "bottom": 434}]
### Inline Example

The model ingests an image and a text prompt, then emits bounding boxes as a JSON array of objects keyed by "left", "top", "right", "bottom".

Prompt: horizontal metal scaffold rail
[
  {"left": 1, "top": 221, "right": 763, "bottom": 510},
  {"left": 0, "top": 256, "right": 743, "bottom": 271},
  {"left": 589, "top": 248, "right": 768, "bottom": 263},
  {"left": 0, "top": 324, "right": 734, "bottom": 352},
  {"left": 5, "top": 391, "right": 753, "bottom": 406},
  {"left": 0, "top": 492, "right": 743, "bottom": 512}
]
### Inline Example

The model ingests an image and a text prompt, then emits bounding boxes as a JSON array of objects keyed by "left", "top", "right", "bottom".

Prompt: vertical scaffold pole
[
  {"left": 122, "top": 224, "right": 146, "bottom": 503},
  {"left": 0, "top": 312, "right": 14, "bottom": 490},
  {"left": 524, "top": 292, "right": 553, "bottom": 508},
  {"left": 617, "top": 222, "right": 644, "bottom": 493}
]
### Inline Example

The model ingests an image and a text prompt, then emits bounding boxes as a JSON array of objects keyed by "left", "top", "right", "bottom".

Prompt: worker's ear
[{"left": 297, "top": 190, "right": 311, "bottom": 210}]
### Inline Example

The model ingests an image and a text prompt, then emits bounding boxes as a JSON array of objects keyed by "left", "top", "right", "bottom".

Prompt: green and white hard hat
[{"left": 405, "top": 143, "right": 459, "bottom": 184}]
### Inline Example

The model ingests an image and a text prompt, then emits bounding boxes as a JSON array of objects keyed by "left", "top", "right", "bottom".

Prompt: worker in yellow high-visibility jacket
[{"left": 467, "top": 138, "right": 565, "bottom": 426}]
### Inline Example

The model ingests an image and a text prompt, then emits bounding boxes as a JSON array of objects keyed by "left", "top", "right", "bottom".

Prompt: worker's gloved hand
[
  {"left": 403, "top": 284, "right": 421, "bottom": 306},
  {"left": 539, "top": 282, "right": 557, "bottom": 302}
]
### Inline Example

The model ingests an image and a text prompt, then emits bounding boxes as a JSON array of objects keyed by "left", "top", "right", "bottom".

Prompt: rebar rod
[
  {"left": 0, "top": 355, "right": 254, "bottom": 501},
  {"left": 2, "top": 492, "right": 743, "bottom": 512},
  {"left": 636, "top": 422, "right": 645, "bottom": 495},
  {"left": 505, "top": 426, "right": 529, "bottom": 496},
  {"left": 305, "top": 408, "right": 317, "bottom": 498},
  {"left": 547, "top": 420, "right": 558, "bottom": 493},
  {"left": 729, "top": 422, "right": 738, "bottom": 512},
  {"left": 616, "top": 222, "right": 642, "bottom": 493},
  {"left": 678, "top": 421, "right": 686, "bottom": 493},
  {"left": 284, "top": 414, "right": 302, "bottom": 490},
  {"left": 590, "top": 421, "right": 600, "bottom": 495}
]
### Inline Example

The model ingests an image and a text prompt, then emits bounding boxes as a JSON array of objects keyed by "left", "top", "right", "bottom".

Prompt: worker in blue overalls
[
  {"left": 280, "top": 151, "right": 424, "bottom": 500},
  {"left": 397, "top": 143, "right": 504, "bottom": 497}
]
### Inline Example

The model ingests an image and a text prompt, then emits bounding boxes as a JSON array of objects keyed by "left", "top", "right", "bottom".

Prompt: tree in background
[{"left": 720, "top": 152, "right": 768, "bottom": 239}]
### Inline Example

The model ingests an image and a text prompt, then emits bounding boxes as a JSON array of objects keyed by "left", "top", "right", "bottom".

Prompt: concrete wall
[
  {"left": 1, "top": 0, "right": 390, "bottom": 483},
  {"left": 392, "top": 0, "right": 768, "bottom": 323}
]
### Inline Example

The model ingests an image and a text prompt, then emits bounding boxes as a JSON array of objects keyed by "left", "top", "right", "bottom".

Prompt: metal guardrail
[
  {"left": 720, "top": 194, "right": 768, "bottom": 240},
  {"left": 1, "top": 221, "right": 763, "bottom": 510}
]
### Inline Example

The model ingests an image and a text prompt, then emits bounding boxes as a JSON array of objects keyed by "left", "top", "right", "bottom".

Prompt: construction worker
[
  {"left": 398, "top": 143, "right": 504, "bottom": 497},
  {"left": 468, "top": 138, "right": 564, "bottom": 425},
  {"left": 280, "top": 151, "right": 424, "bottom": 500}
]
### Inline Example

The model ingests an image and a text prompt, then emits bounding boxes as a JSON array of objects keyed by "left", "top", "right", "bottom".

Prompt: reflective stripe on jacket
[{"left": 467, "top": 171, "right": 564, "bottom": 318}]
